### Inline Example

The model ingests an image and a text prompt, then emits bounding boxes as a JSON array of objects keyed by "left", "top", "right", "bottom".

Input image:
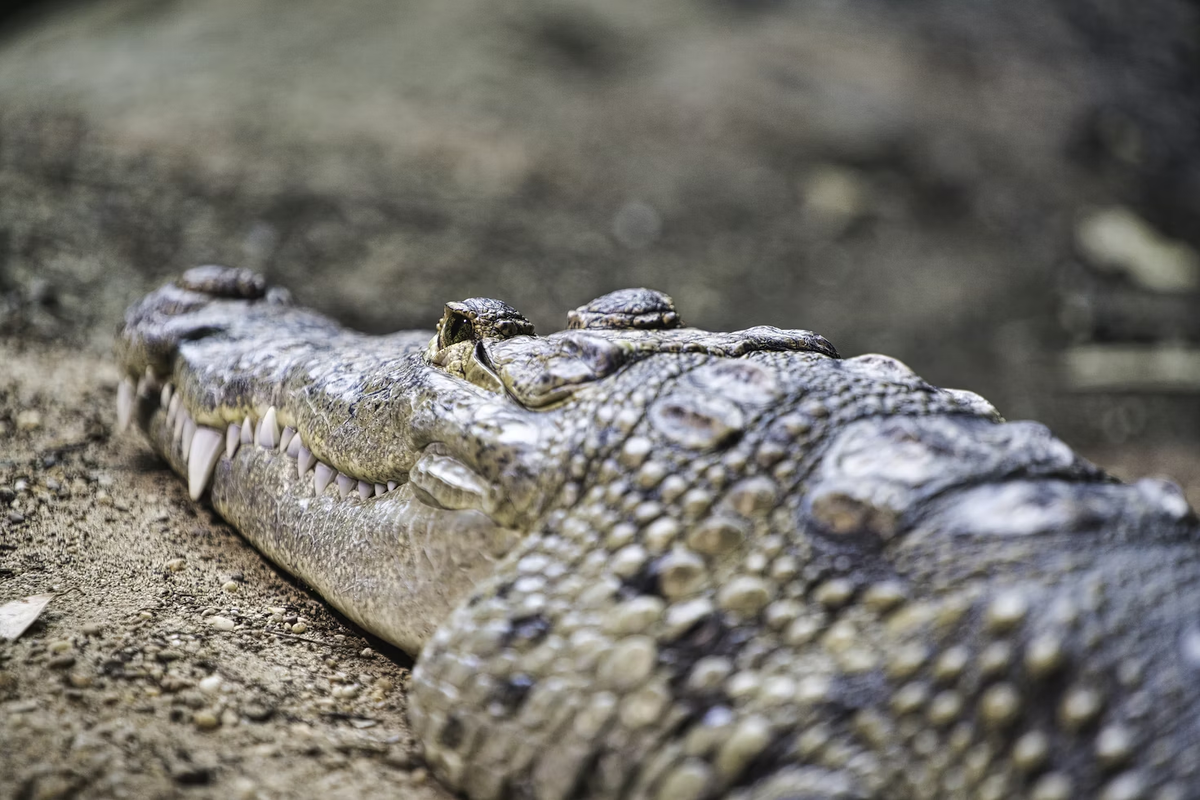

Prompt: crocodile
[{"left": 115, "top": 265, "right": 1200, "bottom": 800}]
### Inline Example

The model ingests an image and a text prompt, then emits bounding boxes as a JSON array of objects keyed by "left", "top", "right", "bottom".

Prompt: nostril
[{"left": 176, "top": 265, "right": 267, "bottom": 299}]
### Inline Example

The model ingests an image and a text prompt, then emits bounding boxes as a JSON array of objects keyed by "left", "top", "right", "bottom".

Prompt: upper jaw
[{"left": 114, "top": 277, "right": 565, "bottom": 529}]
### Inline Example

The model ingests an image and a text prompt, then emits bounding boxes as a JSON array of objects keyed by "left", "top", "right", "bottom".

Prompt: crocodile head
[{"left": 114, "top": 266, "right": 842, "bottom": 650}]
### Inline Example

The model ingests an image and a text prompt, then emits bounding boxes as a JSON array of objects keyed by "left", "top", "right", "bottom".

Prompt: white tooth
[
  {"left": 387, "top": 480, "right": 398, "bottom": 492},
  {"left": 357, "top": 481, "right": 372, "bottom": 500},
  {"left": 136, "top": 374, "right": 150, "bottom": 398},
  {"left": 187, "top": 426, "right": 224, "bottom": 501},
  {"left": 337, "top": 473, "right": 355, "bottom": 499},
  {"left": 181, "top": 416, "right": 196, "bottom": 460},
  {"left": 374, "top": 483, "right": 386, "bottom": 497},
  {"left": 258, "top": 407, "right": 280, "bottom": 448},
  {"left": 173, "top": 405, "right": 187, "bottom": 443},
  {"left": 117, "top": 379, "right": 135, "bottom": 432},
  {"left": 314, "top": 463, "right": 336, "bottom": 494},
  {"left": 240, "top": 416, "right": 254, "bottom": 445},
  {"left": 160, "top": 383, "right": 173, "bottom": 408},
  {"left": 297, "top": 445, "right": 316, "bottom": 478},
  {"left": 283, "top": 428, "right": 299, "bottom": 457},
  {"left": 167, "top": 393, "right": 181, "bottom": 427},
  {"left": 226, "top": 424, "right": 241, "bottom": 459}
]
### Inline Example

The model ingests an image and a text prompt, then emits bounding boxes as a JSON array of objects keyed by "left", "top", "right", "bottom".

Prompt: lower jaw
[{"left": 143, "top": 407, "right": 521, "bottom": 654}]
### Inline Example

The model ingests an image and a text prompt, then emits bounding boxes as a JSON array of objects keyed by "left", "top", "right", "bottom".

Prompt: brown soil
[{"left": 0, "top": 341, "right": 450, "bottom": 800}]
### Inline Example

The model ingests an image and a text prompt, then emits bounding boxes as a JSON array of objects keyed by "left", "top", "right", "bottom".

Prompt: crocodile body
[{"left": 116, "top": 266, "right": 1200, "bottom": 800}]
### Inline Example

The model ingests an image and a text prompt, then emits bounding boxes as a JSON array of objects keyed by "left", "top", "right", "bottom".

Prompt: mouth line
[{"left": 117, "top": 369, "right": 494, "bottom": 514}]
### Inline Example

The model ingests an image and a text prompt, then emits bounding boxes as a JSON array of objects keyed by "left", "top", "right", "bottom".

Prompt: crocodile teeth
[
  {"left": 188, "top": 426, "right": 224, "bottom": 501},
  {"left": 116, "top": 379, "right": 135, "bottom": 432},
  {"left": 172, "top": 404, "right": 186, "bottom": 443},
  {"left": 285, "top": 431, "right": 302, "bottom": 459},
  {"left": 297, "top": 445, "right": 316, "bottom": 478},
  {"left": 336, "top": 473, "right": 355, "bottom": 499},
  {"left": 167, "top": 393, "right": 181, "bottom": 428},
  {"left": 135, "top": 374, "right": 150, "bottom": 399},
  {"left": 258, "top": 407, "right": 280, "bottom": 448},
  {"left": 280, "top": 426, "right": 296, "bottom": 453},
  {"left": 226, "top": 423, "right": 241, "bottom": 459},
  {"left": 374, "top": 483, "right": 386, "bottom": 497},
  {"left": 240, "top": 416, "right": 254, "bottom": 445},
  {"left": 181, "top": 416, "right": 197, "bottom": 460},
  {"left": 387, "top": 480, "right": 398, "bottom": 492},
  {"left": 314, "top": 462, "right": 336, "bottom": 495},
  {"left": 357, "top": 480, "right": 373, "bottom": 501},
  {"left": 160, "top": 383, "right": 173, "bottom": 409}
]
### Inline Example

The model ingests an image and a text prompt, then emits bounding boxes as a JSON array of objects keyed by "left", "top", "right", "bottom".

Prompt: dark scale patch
[
  {"left": 502, "top": 614, "right": 551, "bottom": 648},
  {"left": 439, "top": 714, "right": 465, "bottom": 749},
  {"left": 660, "top": 613, "right": 760, "bottom": 696},
  {"left": 489, "top": 673, "right": 535, "bottom": 716},
  {"left": 618, "top": 561, "right": 665, "bottom": 600}
]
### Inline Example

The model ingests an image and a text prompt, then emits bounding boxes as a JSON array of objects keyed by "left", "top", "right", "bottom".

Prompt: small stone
[
  {"left": 207, "top": 616, "right": 236, "bottom": 631},
  {"left": 68, "top": 673, "right": 93, "bottom": 689},
  {"left": 166, "top": 558, "right": 187, "bottom": 572},
  {"left": 16, "top": 410, "right": 41, "bottom": 431},
  {"left": 199, "top": 675, "right": 223, "bottom": 694},
  {"left": 291, "top": 622, "right": 307, "bottom": 634},
  {"left": 243, "top": 703, "right": 273, "bottom": 722},
  {"left": 192, "top": 710, "right": 220, "bottom": 730},
  {"left": 48, "top": 654, "right": 76, "bottom": 669},
  {"left": 223, "top": 581, "right": 240, "bottom": 594},
  {"left": 49, "top": 639, "right": 73, "bottom": 654},
  {"left": 7, "top": 511, "right": 25, "bottom": 524}
]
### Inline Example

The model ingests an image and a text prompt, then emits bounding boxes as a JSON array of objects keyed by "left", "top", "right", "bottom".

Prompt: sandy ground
[
  {"left": 0, "top": 342, "right": 450, "bottom": 800},
  {"left": 2, "top": 338, "right": 1197, "bottom": 799}
]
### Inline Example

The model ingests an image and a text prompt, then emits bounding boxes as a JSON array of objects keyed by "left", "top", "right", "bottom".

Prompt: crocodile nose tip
[{"left": 567, "top": 287, "right": 683, "bottom": 330}]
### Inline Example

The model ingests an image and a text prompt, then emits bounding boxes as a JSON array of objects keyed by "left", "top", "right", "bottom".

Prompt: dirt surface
[{"left": 0, "top": 342, "right": 450, "bottom": 800}]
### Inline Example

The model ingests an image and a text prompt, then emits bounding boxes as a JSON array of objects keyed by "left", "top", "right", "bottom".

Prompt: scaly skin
[{"left": 116, "top": 266, "right": 1200, "bottom": 800}]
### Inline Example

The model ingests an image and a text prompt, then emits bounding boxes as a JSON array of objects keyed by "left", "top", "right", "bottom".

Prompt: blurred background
[{"left": 0, "top": 0, "right": 1196, "bottom": 495}]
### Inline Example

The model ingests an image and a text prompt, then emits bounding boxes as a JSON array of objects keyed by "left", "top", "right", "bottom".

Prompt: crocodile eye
[
  {"left": 439, "top": 308, "right": 475, "bottom": 349},
  {"left": 436, "top": 298, "right": 536, "bottom": 351}
]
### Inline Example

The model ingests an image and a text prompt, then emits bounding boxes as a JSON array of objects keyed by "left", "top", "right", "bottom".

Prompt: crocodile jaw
[{"left": 129, "top": 386, "right": 522, "bottom": 653}]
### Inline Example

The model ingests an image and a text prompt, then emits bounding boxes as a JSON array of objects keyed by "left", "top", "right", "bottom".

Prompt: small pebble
[
  {"left": 15, "top": 410, "right": 41, "bottom": 431},
  {"left": 48, "top": 655, "right": 76, "bottom": 669},
  {"left": 192, "top": 710, "right": 220, "bottom": 730},
  {"left": 7, "top": 511, "right": 24, "bottom": 524},
  {"left": 291, "top": 622, "right": 307, "bottom": 634},
  {"left": 68, "top": 673, "right": 93, "bottom": 689},
  {"left": 223, "top": 581, "right": 240, "bottom": 594},
  {"left": 243, "top": 703, "right": 273, "bottom": 722},
  {"left": 207, "top": 616, "right": 236, "bottom": 631},
  {"left": 49, "top": 640, "right": 73, "bottom": 654},
  {"left": 166, "top": 558, "right": 186, "bottom": 572},
  {"left": 199, "top": 675, "right": 223, "bottom": 694}
]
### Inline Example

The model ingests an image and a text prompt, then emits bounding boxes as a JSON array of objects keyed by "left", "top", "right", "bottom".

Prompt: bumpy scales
[{"left": 116, "top": 266, "right": 1200, "bottom": 800}]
